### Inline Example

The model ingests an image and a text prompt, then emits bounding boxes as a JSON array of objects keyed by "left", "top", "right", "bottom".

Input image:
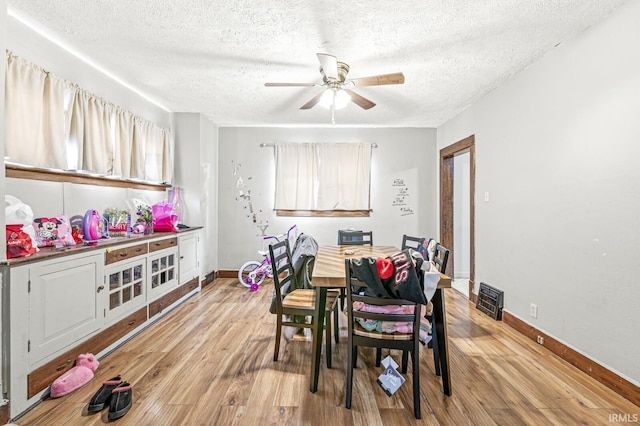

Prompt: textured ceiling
[{"left": 6, "top": 1, "right": 627, "bottom": 127}]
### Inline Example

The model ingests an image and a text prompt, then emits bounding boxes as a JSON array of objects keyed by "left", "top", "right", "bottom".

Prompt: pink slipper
[{"left": 50, "top": 353, "right": 99, "bottom": 398}]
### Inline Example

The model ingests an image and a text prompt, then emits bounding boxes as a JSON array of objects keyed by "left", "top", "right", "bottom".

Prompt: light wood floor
[{"left": 15, "top": 278, "right": 639, "bottom": 425}]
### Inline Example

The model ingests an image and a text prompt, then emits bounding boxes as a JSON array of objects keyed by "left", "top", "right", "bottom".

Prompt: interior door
[{"left": 440, "top": 135, "right": 476, "bottom": 300}]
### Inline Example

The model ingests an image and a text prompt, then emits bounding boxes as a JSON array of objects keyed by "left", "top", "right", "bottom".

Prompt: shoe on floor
[
  {"left": 50, "top": 353, "right": 99, "bottom": 398},
  {"left": 108, "top": 381, "right": 133, "bottom": 420},
  {"left": 87, "top": 375, "right": 123, "bottom": 412}
]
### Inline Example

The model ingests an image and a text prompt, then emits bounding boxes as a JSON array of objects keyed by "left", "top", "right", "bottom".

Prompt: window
[
  {"left": 4, "top": 51, "right": 172, "bottom": 185},
  {"left": 274, "top": 143, "right": 372, "bottom": 217}
]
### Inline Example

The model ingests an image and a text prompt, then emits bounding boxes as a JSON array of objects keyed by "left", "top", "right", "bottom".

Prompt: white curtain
[
  {"left": 5, "top": 51, "right": 172, "bottom": 183},
  {"left": 274, "top": 143, "right": 371, "bottom": 211},
  {"left": 160, "top": 128, "right": 173, "bottom": 184},
  {"left": 151, "top": 125, "right": 172, "bottom": 183},
  {"left": 275, "top": 143, "right": 317, "bottom": 210},
  {"left": 85, "top": 94, "right": 113, "bottom": 174},
  {"left": 5, "top": 52, "right": 68, "bottom": 169},
  {"left": 113, "top": 108, "right": 135, "bottom": 178}
]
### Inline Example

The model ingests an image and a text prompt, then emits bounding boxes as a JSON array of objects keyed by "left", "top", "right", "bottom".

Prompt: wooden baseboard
[
  {"left": 503, "top": 310, "right": 640, "bottom": 406},
  {"left": 217, "top": 270, "right": 238, "bottom": 279}
]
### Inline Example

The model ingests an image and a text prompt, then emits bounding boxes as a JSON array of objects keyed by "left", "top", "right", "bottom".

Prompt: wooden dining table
[{"left": 310, "top": 245, "right": 453, "bottom": 395}]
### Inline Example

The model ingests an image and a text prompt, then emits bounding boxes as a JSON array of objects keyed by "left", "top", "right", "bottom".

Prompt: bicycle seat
[{"left": 258, "top": 250, "right": 268, "bottom": 256}]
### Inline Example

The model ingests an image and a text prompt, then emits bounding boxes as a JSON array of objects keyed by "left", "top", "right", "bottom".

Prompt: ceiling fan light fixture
[{"left": 319, "top": 88, "right": 351, "bottom": 110}]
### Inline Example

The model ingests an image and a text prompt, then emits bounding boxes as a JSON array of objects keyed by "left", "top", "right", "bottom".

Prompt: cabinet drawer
[
  {"left": 149, "top": 237, "right": 178, "bottom": 253},
  {"left": 105, "top": 243, "right": 148, "bottom": 265},
  {"left": 148, "top": 287, "right": 181, "bottom": 318},
  {"left": 148, "top": 278, "right": 199, "bottom": 319},
  {"left": 27, "top": 308, "right": 147, "bottom": 398}
]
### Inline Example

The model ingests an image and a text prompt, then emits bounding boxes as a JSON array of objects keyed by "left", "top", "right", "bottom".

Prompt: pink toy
[{"left": 50, "top": 353, "right": 99, "bottom": 398}]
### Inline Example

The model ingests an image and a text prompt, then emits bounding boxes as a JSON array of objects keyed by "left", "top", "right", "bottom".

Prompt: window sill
[
  {"left": 276, "top": 210, "right": 370, "bottom": 217},
  {"left": 5, "top": 164, "right": 169, "bottom": 191}
]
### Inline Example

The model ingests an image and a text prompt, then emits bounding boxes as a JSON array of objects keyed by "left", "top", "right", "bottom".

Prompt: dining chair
[
  {"left": 432, "top": 243, "right": 450, "bottom": 274},
  {"left": 269, "top": 239, "right": 340, "bottom": 367},
  {"left": 337, "top": 229, "right": 373, "bottom": 309},
  {"left": 429, "top": 242, "right": 450, "bottom": 368},
  {"left": 400, "top": 234, "right": 423, "bottom": 251},
  {"left": 373, "top": 234, "right": 425, "bottom": 368},
  {"left": 381, "top": 236, "right": 450, "bottom": 376},
  {"left": 338, "top": 229, "right": 373, "bottom": 246},
  {"left": 344, "top": 258, "right": 423, "bottom": 419}
]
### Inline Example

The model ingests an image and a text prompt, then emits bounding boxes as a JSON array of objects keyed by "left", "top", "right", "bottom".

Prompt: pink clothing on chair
[{"left": 352, "top": 302, "right": 431, "bottom": 339}]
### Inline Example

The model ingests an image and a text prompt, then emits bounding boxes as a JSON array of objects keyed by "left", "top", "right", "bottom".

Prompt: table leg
[
  {"left": 432, "top": 288, "right": 451, "bottom": 396},
  {"left": 310, "top": 286, "right": 327, "bottom": 393}
]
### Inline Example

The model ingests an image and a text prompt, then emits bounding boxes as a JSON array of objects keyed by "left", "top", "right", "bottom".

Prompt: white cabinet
[
  {"left": 179, "top": 232, "right": 199, "bottom": 285},
  {"left": 27, "top": 253, "right": 104, "bottom": 365}
]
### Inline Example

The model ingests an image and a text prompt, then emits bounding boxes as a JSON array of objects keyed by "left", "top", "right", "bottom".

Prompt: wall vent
[{"left": 476, "top": 282, "right": 504, "bottom": 320}]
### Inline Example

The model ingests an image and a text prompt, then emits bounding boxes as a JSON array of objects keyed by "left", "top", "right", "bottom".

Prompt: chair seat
[
  {"left": 353, "top": 322, "right": 414, "bottom": 340},
  {"left": 282, "top": 289, "right": 338, "bottom": 311}
]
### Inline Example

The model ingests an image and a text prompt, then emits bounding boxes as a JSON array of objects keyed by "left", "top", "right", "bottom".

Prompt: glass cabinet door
[
  {"left": 105, "top": 258, "right": 146, "bottom": 321},
  {"left": 148, "top": 248, "right": 178, "bottom": 300}
]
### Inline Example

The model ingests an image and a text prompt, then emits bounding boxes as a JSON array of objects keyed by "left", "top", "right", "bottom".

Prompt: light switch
[{"left": 484, "top": 191, "right": 489, "bottom": 202}]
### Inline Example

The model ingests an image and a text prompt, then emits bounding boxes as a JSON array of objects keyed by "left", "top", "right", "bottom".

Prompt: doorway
[{"left": 440, "top": 135, "right": 476, "bottom": 301}]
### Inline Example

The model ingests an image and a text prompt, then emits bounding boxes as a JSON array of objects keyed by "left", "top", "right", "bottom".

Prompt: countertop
[{"left": 2, "top": 226, "right": 202, "bottom": 267}]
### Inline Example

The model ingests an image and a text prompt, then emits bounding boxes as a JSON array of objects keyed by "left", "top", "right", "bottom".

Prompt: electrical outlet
[
  {"left": 530, "top": 303, "right": 538, "bottom": 318},
  {"left": 537, "top": 335, "right": 544, "bottom": 345}
]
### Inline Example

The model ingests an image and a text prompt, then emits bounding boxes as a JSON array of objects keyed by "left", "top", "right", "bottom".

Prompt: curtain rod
[{"left": 260, "top": 143, "right": 377, "bottom": 148}]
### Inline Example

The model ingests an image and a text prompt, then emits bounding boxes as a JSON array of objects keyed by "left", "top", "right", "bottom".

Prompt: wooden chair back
[
  {"left": 401, "top": 234, "right": 423, "bottom": 251},
  {"left": 338, "top": 230, "right": 373, "bottom": 246}
]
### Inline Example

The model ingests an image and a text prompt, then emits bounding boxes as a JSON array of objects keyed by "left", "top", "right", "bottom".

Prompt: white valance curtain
[
  {"left": 4, "top": 51, "right": 172, "bottom": 183},
  {"left": 5, "top": 53, "right": 67, "bottom": 169},
  {"left": 274, "top": 143, "right": 372, "bottom": 211}
]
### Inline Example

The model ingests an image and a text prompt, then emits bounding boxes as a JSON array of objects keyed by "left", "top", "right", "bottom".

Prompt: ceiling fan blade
[
  {"left": 300, "top": 91, "right": 325, "bottom": 110},
  {"left": 265, "top": 82, "right": 317, "bottom": 87},
  {"left": 343, "top": 89, "right": 376, "bottom": 110},
  {"left": 317, "top": 53, "right": 338, "bottom": 80},
  {"left": 349, "top": 72, "right": 405, "bottom": 87}
]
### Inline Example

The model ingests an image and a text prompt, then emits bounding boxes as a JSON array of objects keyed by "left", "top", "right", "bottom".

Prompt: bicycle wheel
[{"left": 238, "top": 261, "right": 265, "bottom": 287}]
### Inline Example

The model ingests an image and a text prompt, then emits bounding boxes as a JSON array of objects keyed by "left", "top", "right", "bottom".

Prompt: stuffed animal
[{"left": 50, "top": 353, "right": 99, "bottom": 398}]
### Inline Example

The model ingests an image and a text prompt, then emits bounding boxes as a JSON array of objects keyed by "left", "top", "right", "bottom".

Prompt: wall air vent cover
[{"left": 476, "top": 282, "right": 504, "bottom": 320}]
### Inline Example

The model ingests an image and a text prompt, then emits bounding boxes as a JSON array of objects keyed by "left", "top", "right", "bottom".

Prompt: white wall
[
  {"left": 438, "top": 0, "right": 640, "bottom": 384},
  {"left": 217, "top": 127, "right": 437, "bottom": 269},
  {"left": 5, "top": 178, "right": 166, "bottom": 220},
  {"left": 172, "top": 112, "right": 219, "bottom": 274}
]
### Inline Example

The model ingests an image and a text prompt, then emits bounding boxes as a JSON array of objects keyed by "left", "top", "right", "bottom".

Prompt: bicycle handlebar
[{"left": 262, "top": 224, "right": 297, "bottom": 242}]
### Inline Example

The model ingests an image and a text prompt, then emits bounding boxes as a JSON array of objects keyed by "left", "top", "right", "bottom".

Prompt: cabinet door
[
  {"left": 28, "top": 253, "right": 104, "bottom": 365},
  {"left": 147, "top": 247, "right": 178, "bottom": 301},
  {"left": 105, "top": 257, "right": 146, "bottom": 323},
  {"left": 179, "top": 233, "right": 199, "bottom": 285}
]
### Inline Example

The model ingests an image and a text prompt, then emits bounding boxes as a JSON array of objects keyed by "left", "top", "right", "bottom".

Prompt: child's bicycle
[{"left": 238, "top": 225, "right": 297, "bottom": 290}]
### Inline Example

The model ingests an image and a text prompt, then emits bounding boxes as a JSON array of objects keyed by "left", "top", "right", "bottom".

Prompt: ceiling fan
[{"left": 265, "top": 53, "right": 405, "bottom": 111}]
